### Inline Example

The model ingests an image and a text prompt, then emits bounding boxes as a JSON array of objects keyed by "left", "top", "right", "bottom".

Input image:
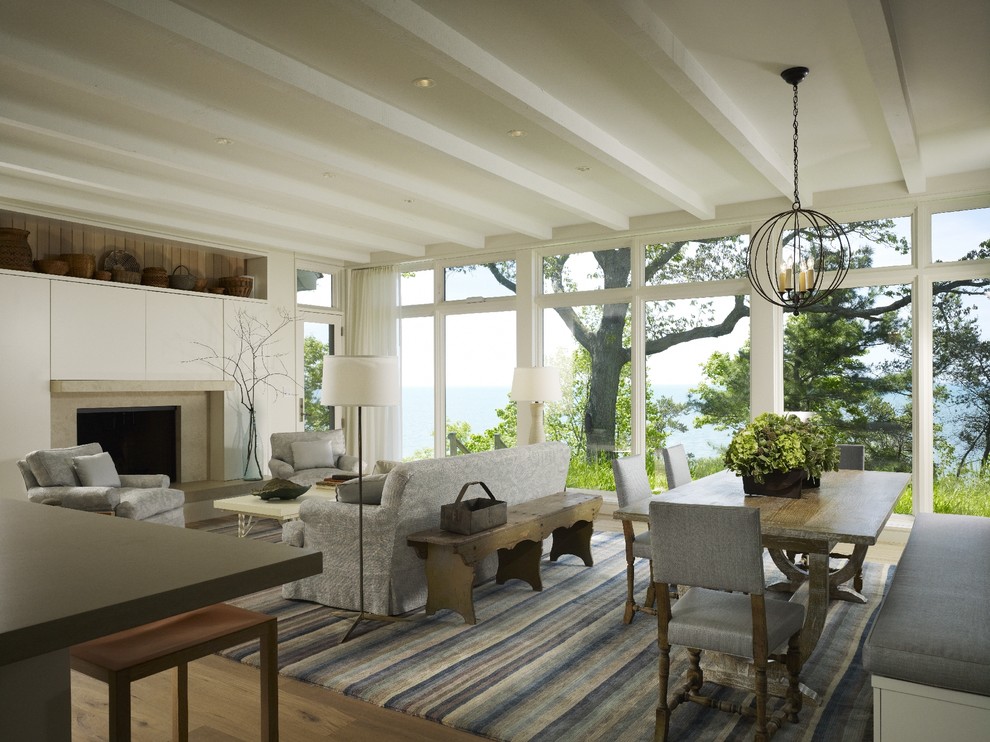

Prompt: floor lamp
[
  {"left": 510, "top": 367, "right": 562, "bottom": 445},
  {"left": 321, "top": 354, "right": 400, "bottom": 643}
]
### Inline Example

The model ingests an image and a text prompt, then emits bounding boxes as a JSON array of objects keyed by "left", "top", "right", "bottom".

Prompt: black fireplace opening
[{"left": 76, "top": 406, "right": 179, "bottom": 482}]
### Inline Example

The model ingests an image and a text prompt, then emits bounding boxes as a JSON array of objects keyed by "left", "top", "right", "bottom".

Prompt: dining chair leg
[
  {"left": 655, "top": 643, "right": 671, "bottom": 742},
  {"left": 644, "top": 562, "right": 656, "bottom": 610},
  {"left": 622, "top": 521, "right": 638, "bottom": 624},
  {"left": 754, "top": 659, "right": 769, "bottom": 742}
]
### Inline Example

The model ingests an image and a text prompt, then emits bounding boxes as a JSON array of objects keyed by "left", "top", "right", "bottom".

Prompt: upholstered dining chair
[
  {"left": 838, "top": 443, "right": 865, "bottom": 470},
  {"left": 611, "top": 454, "right": 656, "bottom": 624},
  {"left": 660, "top": 444, "right": 692, "bottom": 490},
  {"left": 649, "top": 501, "right": 806, "bottom": 742}
]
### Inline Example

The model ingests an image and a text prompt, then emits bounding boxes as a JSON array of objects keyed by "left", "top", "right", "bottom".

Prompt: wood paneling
[{"left": 0, "top": 209, "right": 259, "bottom": 294}]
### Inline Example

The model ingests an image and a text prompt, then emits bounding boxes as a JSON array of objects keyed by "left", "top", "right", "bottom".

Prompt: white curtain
[{"left": 343, "top": 266, "right": 401, "bottom": 468}]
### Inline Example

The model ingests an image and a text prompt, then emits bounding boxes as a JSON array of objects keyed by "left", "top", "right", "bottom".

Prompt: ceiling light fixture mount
[
  {"left": 747, "top": 66, "right": 851, "bottom": 315},
  {"left": 412, "top": 77, "right": 435, "bottom": 88}
]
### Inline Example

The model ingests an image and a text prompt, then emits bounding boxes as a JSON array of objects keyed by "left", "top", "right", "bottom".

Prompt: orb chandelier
[{"left": 747, "top": 66, "right": 851, "bottom": 314}]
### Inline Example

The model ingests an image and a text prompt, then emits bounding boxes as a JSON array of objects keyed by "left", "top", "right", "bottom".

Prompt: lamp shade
[
  {"left": 321, "top": 355, "right": 400, "bottom": 407},
  {"left": 509, "top": 367, "right": 562, "bottom": 403}
]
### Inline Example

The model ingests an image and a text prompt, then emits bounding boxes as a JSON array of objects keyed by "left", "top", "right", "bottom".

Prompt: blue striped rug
[{"left": 203, "top": 519, "right": 887, "bottom": 741}]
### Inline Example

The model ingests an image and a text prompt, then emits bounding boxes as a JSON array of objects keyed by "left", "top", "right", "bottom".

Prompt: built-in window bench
[{"left": 864, "top": 513, "right": 990, "bottom": 741}]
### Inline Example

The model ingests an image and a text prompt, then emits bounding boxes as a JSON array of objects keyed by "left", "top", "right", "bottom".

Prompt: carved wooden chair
[
  {"left": 611, "top": 455, "right": 656, "bottom": 624},
  {"left": 660, "top": 444, "right": 692, "bottom": 490},
  {"left": 649, "top": 501, "right": 806, "bottom": 742}
]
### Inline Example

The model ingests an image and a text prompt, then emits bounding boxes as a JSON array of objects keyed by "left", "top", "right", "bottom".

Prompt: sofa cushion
[
  {"left": 864, "top": 513, "right": 990, "bottom": 696},
  {"left": 27, "top": 443, "right": 103, "bottom": 487},
  {"left": 336, "top": 474, "right": 387, "bottom": 505},
  {"left": 115, "top": 487, "right": 185, "bottom": 521},
  {"left": 74, "top": 452, "right": 121, "bottom": 487},
  {"left": 291, "top": 439, "right": 337, "bottom": 470}
]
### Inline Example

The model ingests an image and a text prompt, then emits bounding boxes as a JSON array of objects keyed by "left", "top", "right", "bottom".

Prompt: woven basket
[
  {"left": 111, "top": 268, "right": 141, "bottom": 284},
  {"left": 93, "top": 270, "right": 112, "bottom": 281},
  {"left": 34, "top": 259, "right": 69, "bottom": 275},
  {"left": 141, "top": 266, "right": 168, "bottom": 288},
  {"left": 169, "top": 264, "right": 198, "bottom": 291},
  {"left": 193, "top": 277, "right": 208, "bottom": 292},
  {"left": 0, "top": 228, "right": 33, "bottom": 272},
  {"left": 219, "top": 275, "right": 253, "bottom": 297},
  {"left": 63, "top": 253, "right": 95, "bottom": 279}
]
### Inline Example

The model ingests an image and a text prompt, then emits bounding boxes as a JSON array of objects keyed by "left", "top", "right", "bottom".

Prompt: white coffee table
[{"left": 214, "top": 484, "right": 338, "bottom": 537}]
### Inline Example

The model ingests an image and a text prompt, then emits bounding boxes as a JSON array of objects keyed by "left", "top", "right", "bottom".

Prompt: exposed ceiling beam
[
  {"left": 846, "top": 0, "right": 925, "bottom": 194},
  {"left": 0, "top": 101, "right": 477, "bottom": 250},
  {"left": 0, "top": 31, "right": 554, "bottom": 242},
  {"left": 0, "top": 168, "right": 374, "bottom": 262},
  {"left": 352, "top": 0, "right": 715, "bottom": 220},
  {"left": 0, "top": 136, "right": 428, "bottom": 257},
  {"left": 102, "top": 0, "right": 630, "bottom": 232},
  {"left": 595, "top": 0, "right": 793, "bottom": 199}
]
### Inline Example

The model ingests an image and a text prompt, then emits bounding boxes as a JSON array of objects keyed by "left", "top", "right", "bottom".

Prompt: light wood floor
[{"left": 71, "top": 505, "right": 906, "bottom": 741}]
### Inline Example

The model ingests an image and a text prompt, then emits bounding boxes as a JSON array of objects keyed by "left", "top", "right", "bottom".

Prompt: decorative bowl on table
[{"left": 252, "top": 478, "right": 310, "bottom": 501}]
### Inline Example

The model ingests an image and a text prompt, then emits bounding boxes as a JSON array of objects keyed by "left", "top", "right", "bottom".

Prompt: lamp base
[{"left": 527, "top": 401, "right": 545, "bottom": 445}]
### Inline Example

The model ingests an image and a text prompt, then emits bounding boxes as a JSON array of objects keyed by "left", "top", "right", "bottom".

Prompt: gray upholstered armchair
[
  {"left": 18, "top": 443, "right": 185, "bottom": 526},
  {"left": 268, "top": 430, "right": 361, "bottom": 486}
]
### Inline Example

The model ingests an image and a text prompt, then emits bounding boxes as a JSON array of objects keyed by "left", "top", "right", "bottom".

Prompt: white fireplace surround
[{"left": 50, "top": 380, "right": 233, "bottom": 484}]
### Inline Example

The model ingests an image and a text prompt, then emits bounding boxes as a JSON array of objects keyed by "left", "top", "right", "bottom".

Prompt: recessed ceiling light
[
  {"left": 576, "top": 165, "right": 591, "bottom": 172},
  {"left": 507, "top": 129, "right": 526, "bottom": 138},
  {"left": 322, "top": 172, "right": 335, "bottom": 179},
  {"left": 412, "top": 77, "right": 435, "bottom": 88},
  {"left": 214, "top": 137, "right": 232, "bottom": 145},
  {"left": 403, "top": 198, "right": 415, "bottom": 204}
]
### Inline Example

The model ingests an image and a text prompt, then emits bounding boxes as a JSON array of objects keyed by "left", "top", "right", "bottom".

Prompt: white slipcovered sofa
[
  {"left": 281, "top": 441, "right": 571, "bottom": 615},
  {"left": 18, "top": 443, "right": 185, "bottom": 526},
  {"left": 268, "top": 430, "right": 361, "bottom": 486}
]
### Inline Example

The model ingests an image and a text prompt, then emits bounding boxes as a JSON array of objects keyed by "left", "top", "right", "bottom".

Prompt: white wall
[
  {"left": 0, "top": 273, "right": 51, "bottom": 496},
  {"left": 0, "top": 249, "right": 301, "bottom": 495}
]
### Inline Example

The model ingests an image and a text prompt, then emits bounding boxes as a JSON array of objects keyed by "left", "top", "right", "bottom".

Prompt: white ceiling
[{"left": 1, "top": 0, "right": 988, "bottom": 266}]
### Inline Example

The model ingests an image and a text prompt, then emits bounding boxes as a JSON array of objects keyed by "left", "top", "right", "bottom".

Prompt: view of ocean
[
  {"left": 403, "top": 386, "right": 972, "bottom": 467},
  {"left": 401, "top": 384, "right": 731, "bottom": 459}
]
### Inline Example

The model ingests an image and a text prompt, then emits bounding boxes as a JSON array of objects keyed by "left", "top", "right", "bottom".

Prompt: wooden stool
[{"left": 70, "top": 603, "right": 278, "bottom": 741}]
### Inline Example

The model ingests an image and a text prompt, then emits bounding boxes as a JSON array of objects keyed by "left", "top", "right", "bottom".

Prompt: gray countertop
[{"left": 0, "top": 498, "right": 321, "bottom": 666}]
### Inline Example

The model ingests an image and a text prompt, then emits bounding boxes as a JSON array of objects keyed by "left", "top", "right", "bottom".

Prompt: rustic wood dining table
[{"left": 612, "top": 468, "right": 910, "bottom": 700}]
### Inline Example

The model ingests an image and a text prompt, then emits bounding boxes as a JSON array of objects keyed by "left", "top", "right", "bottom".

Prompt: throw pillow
[
  {"left": 73, "top": 452, "right": 122, "bottom": 488},
  {"left": 27, "top": 442, "right": 104, "bottom": 487},
  {"left": 335, "top": 474, "right": 387, "bottom": 505},
  {"left": 373, "top": 459, "right": 401, "bottom": 475},
  {"left": 291, "top": 439, "right": 336, "bottom": 470}
]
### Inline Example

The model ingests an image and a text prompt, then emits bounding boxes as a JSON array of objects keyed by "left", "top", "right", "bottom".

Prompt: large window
[
  {"left": 445, "top": 261, "right": 515, "bottom": 301},
  {"left": 932, "top": 206, "right": 990, "bottom": 262},
  {"left": 392, "top": 196, "right": 990, "bottom": 518},
  {"left": 301, "top": 321, "right": 336, "bottom": 431},
  {"left": 445, "top": 312, "right": 516, "bottom": 455},
  {"left": 931, "top": 206, "right": 990, "bottom": 515},
  {"left": 783, "top": 284, "right": 913, "bottom": 478},
  {"left": 543, "top": 247, "right": 630, "bottom": 293},
  {"left": 544, "top": 304, "right": 631, "bottom": 472},
  {"left": 400, "top": 316, "right": 434, "bottom": 460},
  {"left": 650, "top": 295, "right": 750, "bottom": 486}
]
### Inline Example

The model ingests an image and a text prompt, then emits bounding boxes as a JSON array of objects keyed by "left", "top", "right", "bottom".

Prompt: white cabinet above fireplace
[{"left": 51, "top": 282, "right": 145, "bottom": 379}]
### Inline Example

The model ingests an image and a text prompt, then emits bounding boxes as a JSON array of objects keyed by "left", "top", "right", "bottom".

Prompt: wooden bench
[
  {"left": 70, "top": 603, "right": 278, "bottom": 742},
  {"left": 407, "top": 490, "right": 602, "bottom": 624}
]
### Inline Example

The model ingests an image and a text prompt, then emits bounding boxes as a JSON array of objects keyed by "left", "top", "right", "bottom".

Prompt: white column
[{"left": 749, "top": 293, "right": 784, "bottom": 418}]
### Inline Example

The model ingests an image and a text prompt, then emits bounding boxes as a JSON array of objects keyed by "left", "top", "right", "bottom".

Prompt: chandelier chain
[{"left": 792, "top": 84, "right": 801, "bottom": 208}]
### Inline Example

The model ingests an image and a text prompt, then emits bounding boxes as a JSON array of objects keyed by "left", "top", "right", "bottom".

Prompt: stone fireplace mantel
[
  {"left": 50, "top": 380, "right": 233, "bottom": 394},
  {"left": 49, "top": 379, "right": 234, "bottom": 483}
]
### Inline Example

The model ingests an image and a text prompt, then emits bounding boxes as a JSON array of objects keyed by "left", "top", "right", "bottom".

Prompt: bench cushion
[{"left": 864, "top": 513, "right": 990, "bottom": 696}]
